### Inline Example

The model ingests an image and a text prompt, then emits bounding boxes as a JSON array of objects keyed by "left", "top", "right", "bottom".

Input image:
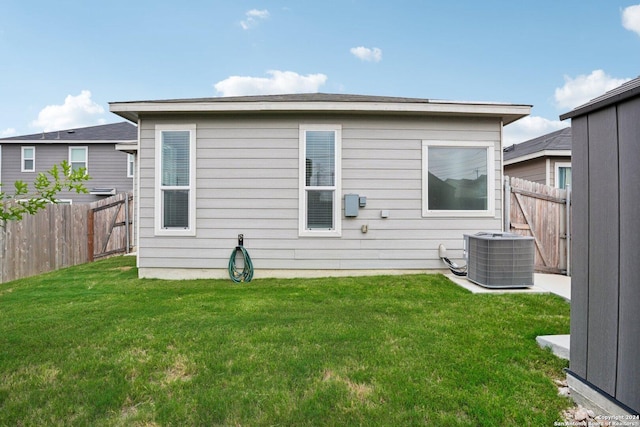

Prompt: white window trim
[
  {"left": 422, "top": 140, "right": 495, "bottom": 217},
  {"left": 127, "top": 153, "right": 135, "bottom": 178},
  {"left": 21, "top": 146, "right": 35, "bottom": 172},
  {"left": 299, "top": 124, "right": 342, "bottom": 237},
  {"left": 154, "top": 124, "right": 197, "bottom": 236},
  {"left": 555, "top": 161, "right": 571, "bottom": 189},
  {"left": 69, "top": 146, "right": 88, "bottom": 174}
]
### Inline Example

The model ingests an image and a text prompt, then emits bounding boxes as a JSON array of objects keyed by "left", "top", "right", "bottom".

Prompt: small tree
[{"left": 0, "top": 160, "right": 90, "bottom": 226}]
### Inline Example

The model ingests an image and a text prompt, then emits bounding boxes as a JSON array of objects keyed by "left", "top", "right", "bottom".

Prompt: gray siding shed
[{"left": 561, "top": 77, "right": 640, "bottom": 414}]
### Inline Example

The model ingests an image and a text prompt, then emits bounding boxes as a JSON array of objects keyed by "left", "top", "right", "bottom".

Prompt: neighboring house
[
  {"left": 109, "top": 93, "right": 530, "bottom": 279},
  {"left": 560, "top": 77, "right": 640, "bottom": 414},
  {"left": 503, "top": 127, "right": 572, "bottom": 189},
  {"left": 0, "top": 122, "right": 137, "bottom": 203}
]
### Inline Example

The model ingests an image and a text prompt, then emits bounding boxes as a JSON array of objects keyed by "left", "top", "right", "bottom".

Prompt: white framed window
[
  {"left": 299, "top": 124, "right": 342, "bottom": 237},
  {"left": 69, "top": 146, "right": 88, "bottom": 173},
  {"left": 422, "top": 140, "right": 495, "bottom": 217},
  {"left": 155, "top": 124, "right": 196, "bottom": 236},
  {"left": 555, "top": 162, "right": 571, "bottom": 189},
  {"left": 127, "top": 153, "right": 135, "bottom": 178},
  {"left": 21, "top": 146, "right": 35, "bottom": 172}
]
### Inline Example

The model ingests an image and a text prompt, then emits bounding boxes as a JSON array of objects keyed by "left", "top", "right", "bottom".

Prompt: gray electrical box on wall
[{"left": 344, "top": 194, "right": 360, "bottom": 217}]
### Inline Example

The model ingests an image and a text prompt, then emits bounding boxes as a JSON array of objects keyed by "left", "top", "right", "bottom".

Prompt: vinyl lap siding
[
  {"left": 504, "top": 157, "right": 547, "bottom": 184},
  {"left": 137, "top": 114, "right": 502, "bottom": 275},
  {"left": 0, "top": 143, "right": 132, "bottom": 203}
]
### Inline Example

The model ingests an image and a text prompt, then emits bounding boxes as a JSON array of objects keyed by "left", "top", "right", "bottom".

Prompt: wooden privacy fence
[
  {"left": 0, "top": 192, "right": 134, "bottom": 283},
  {"left": 504, "top": 176, "right": 571, "bottom": 275}
]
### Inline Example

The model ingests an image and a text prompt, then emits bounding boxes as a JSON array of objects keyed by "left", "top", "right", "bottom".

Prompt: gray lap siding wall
[{"left": 137, "top": 113, "right": 503, "bottom": 273}]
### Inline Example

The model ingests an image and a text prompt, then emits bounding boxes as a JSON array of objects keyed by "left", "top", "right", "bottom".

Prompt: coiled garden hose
[{"left": 228, "top": 245, "right": 254, "bottom": 283}]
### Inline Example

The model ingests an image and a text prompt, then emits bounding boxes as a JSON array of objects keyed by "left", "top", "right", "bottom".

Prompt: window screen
[
  {"left": 161, "top": 131, "right": 190, "bottom": 229},
  {"left": 305, "top": 131, "right": 335, "bottom": 229}
]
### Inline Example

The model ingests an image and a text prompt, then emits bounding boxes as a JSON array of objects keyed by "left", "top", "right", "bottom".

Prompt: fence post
[
  {"left": 503, "top": 176, "right": 511, "bottom": 232},
  {"left": 87, "top": 208, "right": 94, "bottom": 262},
  {"left": 125, "top": 194, "right": 130, "bottom": 254},
  {"left": 0, "top": 226, "right": 5, "bottom": 283}
]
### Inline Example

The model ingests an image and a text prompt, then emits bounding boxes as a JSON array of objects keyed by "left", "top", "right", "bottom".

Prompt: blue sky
[{"left": 1, "top": 1, "right": 639, "bottom": 144}]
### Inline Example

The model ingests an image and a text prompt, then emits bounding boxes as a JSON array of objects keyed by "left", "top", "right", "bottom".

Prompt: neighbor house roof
[
  {"left": 109, "top": 93, "right": 531, "bottom": 125},
  {"left": 0, "top": 121, "right": 137, "bottom": 143},
  {"left": 503, "top": 127, "right": 572, "bottom": 165},
  {"left": 560, "top": 76, "right": 640, "bottom": 120}
]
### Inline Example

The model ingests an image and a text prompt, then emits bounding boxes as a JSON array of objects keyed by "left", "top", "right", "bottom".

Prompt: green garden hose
[{"left": 228, "top": 244, "right": 254, "bottom": 283}]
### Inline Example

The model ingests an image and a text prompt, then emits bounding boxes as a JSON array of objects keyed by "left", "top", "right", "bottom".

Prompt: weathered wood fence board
[
  {"left": 0, "top": 192, "right": 133, "bottom": 283},
  {"left": 505, "top": 176, "right": 571, "bottom": 274}
]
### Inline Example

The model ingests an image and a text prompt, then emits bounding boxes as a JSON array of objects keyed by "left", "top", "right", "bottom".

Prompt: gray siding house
[
  {"left": 503, "top": 127, "right": 572, "bottom": 188},
  {"left": 109, "top": 93, "right": 530, "bottom": 279},
  {"left": 0, "top": 122, "right": 137, "bottom": 203},
  {"left": 560, "top": 77, "right": 640, "bottom": 414}
]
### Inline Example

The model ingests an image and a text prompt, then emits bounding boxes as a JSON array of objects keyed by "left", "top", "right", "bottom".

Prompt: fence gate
[
  {"left": 504, "top": 176, "right": 571, "bottom": 275},
  {"left": 88, "top": 192, "right": 134, "bottom": 261}
]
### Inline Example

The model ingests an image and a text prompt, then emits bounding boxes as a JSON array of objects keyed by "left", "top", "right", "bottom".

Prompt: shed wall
[
  {"left": 615, "top": 97, "right": 640, "bottom": 410},
  {"left": 137, "top": 113, "right": 504, "bottom": 275},
  {"left": 569, "top": 97, "right": 640, "bottom": 413}
]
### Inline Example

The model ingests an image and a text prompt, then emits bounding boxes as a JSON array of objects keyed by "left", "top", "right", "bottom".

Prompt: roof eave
[
  {"left": 560, "top": 82, "right": 640, "bottom": 120},
  {"left": 109, "top": 100, "right": 530, "bottom": 125},
  {"left": 0, "top": 139, "right": 138, "bottom": 144},
  {"left": 504, "top": 149, "right": 572, "bottom": 165}
]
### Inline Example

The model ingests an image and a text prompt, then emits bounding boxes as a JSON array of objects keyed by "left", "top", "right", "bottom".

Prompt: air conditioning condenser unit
[{"left": 464, "top": 232, "right": 534, "bottom": 289}]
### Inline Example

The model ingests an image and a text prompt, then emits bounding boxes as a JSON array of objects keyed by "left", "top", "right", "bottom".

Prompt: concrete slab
[
  {"left": 445, "top": 272, "right": 571, "bottom": 301},
  {"left": 536, "top": 334, "right": 570, "bottom": 360},
  {"left": 534, "top": 273, "right": 571, "bottom": 301}
]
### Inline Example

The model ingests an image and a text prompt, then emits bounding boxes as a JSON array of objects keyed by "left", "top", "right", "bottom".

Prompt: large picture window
[
  {"left": 422, "top": 141, "right": 495, "bottom": 216},
  {"left": 155, "top": 124, "right": 196, "bottom": 236},
  {"left": 299, "top": 125, "right": 341, "bottom": 236}
]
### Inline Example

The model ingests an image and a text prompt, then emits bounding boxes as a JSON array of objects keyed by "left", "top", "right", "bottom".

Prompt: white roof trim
[
  {"left": 504, "top": 149, "right": 572, "bottom": 165},
  {"left": 110, "top": 100, "right": 530, "bottom": 124},
  {"left": 115, "top": 142, "right": 138, "bottom": 153}
]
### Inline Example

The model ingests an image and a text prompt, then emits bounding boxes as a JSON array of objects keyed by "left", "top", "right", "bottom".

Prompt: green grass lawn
[{"left": 0, "top": 256, "right": 571, "bottom": 426}]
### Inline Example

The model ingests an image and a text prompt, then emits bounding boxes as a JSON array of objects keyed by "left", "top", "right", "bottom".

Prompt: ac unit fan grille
[{"left": 465, "top": 232, "right": 534, "bottom": 288}]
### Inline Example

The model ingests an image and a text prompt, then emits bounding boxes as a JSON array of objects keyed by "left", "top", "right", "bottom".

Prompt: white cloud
[
  {"left": 214, "top": 70, "right": 328, "bottom": 96},
  {"left": 622, "top": 4, "right": 640, "bottom": 36},
  {"left": 30, "top": 90, "right": 106, "bottom": 132},
  {"left": 240, "top": 9, "right": 270, "bottom": 30},
  {"left": 503, "top": 116, "right": 569, "bottom": 146},
  {"left": 350, "top": 46, "right": 382, "bottom": 62},
  {"left": 1, "top": 128, "right": 17, "bottom": 137},
  {"left": 554, "top": 70, "right": 631, "bottom": 110}
]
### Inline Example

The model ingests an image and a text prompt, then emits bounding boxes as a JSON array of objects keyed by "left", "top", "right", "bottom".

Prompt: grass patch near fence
[{"left": 0, "top": 256, "right": 571, "bottom": 426}]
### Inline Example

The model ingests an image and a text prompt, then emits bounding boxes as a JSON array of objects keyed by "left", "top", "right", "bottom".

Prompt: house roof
[
  {"left": 503, "top": 127, "right": 572, "bottom": 164},
  {"left": 109, "top": 92, "right": 531, "bottom": 125},
  {"left": 560, "top": 76, "right": 640, "bottom": 120},
  {"left": 0, "top": 121, "right": 137, "bottom": 143}
]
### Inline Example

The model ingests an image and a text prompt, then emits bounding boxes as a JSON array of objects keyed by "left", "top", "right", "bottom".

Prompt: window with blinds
[
  {"left": 155, "top": 125, "right": 196, "bottom": 236},
  {"left": 299, "top": 125, "right": 342, "bottom": 236}
]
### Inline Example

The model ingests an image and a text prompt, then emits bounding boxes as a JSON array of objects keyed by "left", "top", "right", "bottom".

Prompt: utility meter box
[{"left": 344, "top": 194, "right": 360, "bottom": 217}]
